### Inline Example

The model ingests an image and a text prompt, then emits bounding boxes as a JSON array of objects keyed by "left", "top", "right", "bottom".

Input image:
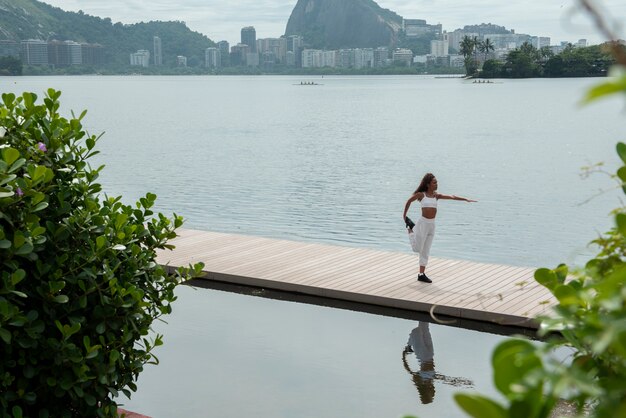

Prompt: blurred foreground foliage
[
  {"left": 0, "top": 89, "right": 203, "bottom": 417},
  {"left": 452, "top": 47, "right": 626, "bottom": 418}
]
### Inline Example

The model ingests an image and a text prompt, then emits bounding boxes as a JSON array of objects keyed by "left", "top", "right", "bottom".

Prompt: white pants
[{"left": 408, "top": 217, "right": 435, "bottom": 267}]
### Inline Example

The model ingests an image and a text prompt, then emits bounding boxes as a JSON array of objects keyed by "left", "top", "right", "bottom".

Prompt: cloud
[{"left": 39, "top": 0, "right": 626, "bottom": 44}]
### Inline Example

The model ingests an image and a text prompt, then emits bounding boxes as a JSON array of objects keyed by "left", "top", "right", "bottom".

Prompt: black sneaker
[{"left": 418, "top": 273, "right": 432, "bottom": 283}]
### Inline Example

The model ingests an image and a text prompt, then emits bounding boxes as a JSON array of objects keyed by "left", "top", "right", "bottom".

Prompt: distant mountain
[
  {"left": 284, "top": 0, "right": 403, "bottom": 49},
  {"left": 0, "top": 0, "right": 215, "bottom": 66}
]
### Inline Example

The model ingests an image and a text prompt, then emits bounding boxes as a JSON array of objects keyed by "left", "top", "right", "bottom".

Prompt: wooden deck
[{"left": 156, "top": 229, "right": 556, "bottom": 329}]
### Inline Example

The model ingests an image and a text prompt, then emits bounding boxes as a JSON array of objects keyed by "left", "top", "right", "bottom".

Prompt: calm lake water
[{"left": 3, "top": 75, "right": 623, "bottom": 417}]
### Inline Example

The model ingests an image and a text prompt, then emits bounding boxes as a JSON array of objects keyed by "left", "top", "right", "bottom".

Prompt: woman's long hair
[{"left": 414, "top": 173, "right": 435, "bottom": 194}]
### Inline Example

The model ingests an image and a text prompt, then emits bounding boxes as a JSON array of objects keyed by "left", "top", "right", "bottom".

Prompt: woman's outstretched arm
[{"left": 436, "top": 193, "right": 477, "bottom": 202}]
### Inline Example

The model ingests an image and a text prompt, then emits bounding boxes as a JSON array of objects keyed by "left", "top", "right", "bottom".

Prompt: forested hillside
[{"left": 0, "top": 0, "right": 215, "bottom": 66}]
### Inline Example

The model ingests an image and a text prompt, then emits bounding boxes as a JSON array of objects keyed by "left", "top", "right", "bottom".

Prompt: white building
[
  {"left": 301, "top": 49, "right": 337, "bottom": 68},
  {"left": 354, "top": 48, "right": 374, "bottom": 69},
  {"left": 257, "top": 38, "right": 287, "bottom": 63},
  {"left": 21, "top": 40, "right": 48, "bottom": 65},
  {"left": 65, "top": 41, "right": 82, "bottom": 65},
  {"left": 373, "top": 47, "right": 389, "bottom": 67},
  {"left": 430, "top": 39, "right": 449, "bottom": 57},
  {"left": 153, "top": 36, "right": 162, "bottom": 66},
  {"left": 531, "top": 36, "right": 551, "bottom": 49},
  {"left": 403, "top": 19, "right": 442, "bottom": 38},
  {"left": 177, "top": 55, "right": 187, "bottom": 67},
  {"left": 392, "top": 48, "right": 413, "bottom": 66},
  {"left": 322, "top": 50, "right": 338, "bottom": 67},
  {"left": 483, "top": 33, "right": 532, "bottom": 50},
  {"left": 130, "top": 50, "right": 150, "bottom": 67},
  {"left": 449, "top": 54, "right": 465, "bottom": 68},
  {"left": 205, "top": 47, "right": 221, "bottom": 68},
  {"left": 448, "top": 31, "right": 479, "bottom": 52},
  {"left": 245, "top": 52, "right": 259, "bottom": 67}
]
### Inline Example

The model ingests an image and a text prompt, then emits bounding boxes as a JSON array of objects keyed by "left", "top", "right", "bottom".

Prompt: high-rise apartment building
[
  {"left": 257, "top": 38, "right": 287, "bottom": 63},
  {"left": 230, "top": 43, "right": 250, "bottom": 66},
  {"left": 353, "top": 48, "right": 374, "bottom": 69},
  {"left": 0, "top": 40, "right": 20, "bottom": 58},
  {"left": 205, "top": 47, "right": 221, "bottom": 68},
  {"left": 21, "top": 40, "right": 48, "bottom": 65},
  {"left": 130, "top": 50, "right": 150, "bottom": 67},
  {"left": 374, "top": 47, "right": 389, "bottom": 68},
  {"left": 153, "top": 36, "right": 162, "bottom": 66},
  {"left": 287, "top": 35, "right": 304, "bottom": 67},
  {"left": 241, "top": 27, "right": 257, "bottom": 53},
  {"left": 403, "top": 19, "right": 442, "bottom": 38},
  {"left": 448, "top": 30, "right": 479, "bottom": 52},
  {"left": 81, "top": 43, "right": 104, "bottom": 66},
  {"left": 430, "top": 39, "right": 449, "bottom": 57},
  {"left": 301, "top": 49, "right": 337, "bottom": 68},
  {"left": 530, "top": 36, "right": 551, "bottom": 49},
  {"left": 48, "top": 40, "right": 82, "bottom": 67},
  {"left": 392, "top": 48, "right": 413, "bottom": 66},
  {"left": 217, "top": 41, "right": 230, "bottom": 66}
]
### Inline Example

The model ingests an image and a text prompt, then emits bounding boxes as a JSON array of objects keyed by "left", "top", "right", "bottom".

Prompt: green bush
[
  {"left": 0, "top": 89, "right": 202, "bottom": 417},
  {"left": 454, "top": 69, "right": 626, "bottom": 418}
]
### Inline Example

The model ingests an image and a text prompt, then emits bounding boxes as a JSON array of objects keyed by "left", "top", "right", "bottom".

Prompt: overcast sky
[{"left": 40, "top": 0, "right": 626, "bottom": 46}]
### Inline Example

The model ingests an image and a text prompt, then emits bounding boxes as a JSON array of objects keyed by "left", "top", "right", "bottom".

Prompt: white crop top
[{"left": 420, "top": 194, "right": 438, "bottom": 209}]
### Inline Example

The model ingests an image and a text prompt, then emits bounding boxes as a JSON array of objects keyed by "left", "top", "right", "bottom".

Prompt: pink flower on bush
[
  {"left": 37, "top": 142, "right": 47, "bottom": 152},
  {"left": 16, "top": 187, "right": 23, "bottom": 197}
]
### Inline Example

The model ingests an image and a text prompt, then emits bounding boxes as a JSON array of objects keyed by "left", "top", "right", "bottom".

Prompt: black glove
[{"left": 405, "top": 216, "right": 415, "bottom": 229}]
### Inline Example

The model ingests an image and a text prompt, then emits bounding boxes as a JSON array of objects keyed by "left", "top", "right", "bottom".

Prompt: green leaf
[
  {"left": 0, "top": 239, "right": 10, "bottom": 249},
  {"left": 0, "top": 327, "right": 11, "bottom": 344},
  {"left": 454, "top": 393, "right": 507, "bottom": 418},
  {"left": 492, "top": 339, "right": 541, "bottom": 397},
  {"left": 583, "top": 75, "right": 626, "bottom": 104},
  {"left": 84, "top": 394, "right": 96, "bottom": 406},
  {"left": 535, "top": 268, "right": 558, "bottom": 290},
  {"left": 32, "top": 165, "right": 48, "bottom": 182},
  {"left": 0, "top": 174, "right": 16, "bottom": 186},
  {"left": 13, "top": 233, "right": 25, "bottom": 248},
  {"left": 53, "top": 295, "right": 69, "bottom": 304},
  {"left": 32, "top": 201, "right": 49, "bottom": 212},
  {"left": 14, "top": 241, "right": 33, "bottom": 255},
  {"left": 1, "top": 147, "right": 19, "bottom": 166},
  {"left": 617, "top": 143, "right": 626, "bottom": 165},
  {"left": 110, "top": 349, "right": 120, "bottom": 363},
  {"left": 10, "top": 291, "right": 27, "bottom": 298},
  {"left": 11, "top": 405, "right": 23, "bottom": 418},
  {"left": 617, "top": 213, "right": 626, "bottom": 237},
  {"left": 553, "top": 284, "right": 578, "bottom": 306},
  {"left": 8, "top": 158, "right": 25, "bottom": 173}
]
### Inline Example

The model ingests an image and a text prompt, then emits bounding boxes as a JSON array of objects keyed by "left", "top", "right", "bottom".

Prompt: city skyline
[{"left": 38, "top": 0, "right": 626, "bottom": 47}]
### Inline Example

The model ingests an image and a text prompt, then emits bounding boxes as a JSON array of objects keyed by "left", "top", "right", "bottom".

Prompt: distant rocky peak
[{"left": 285, "top": 0, "right": 403, "bottom": 49}]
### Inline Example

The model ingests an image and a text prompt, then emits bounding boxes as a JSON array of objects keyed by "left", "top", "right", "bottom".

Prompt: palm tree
[
  {"left": 459, "top": 36, "right": 475, "bottom": 59},
  {"left": 472, "top": 37, "right": 480, "bottom": 62},
  {"left": 481, "top": 38, "right": 495, "bottom": 61},
  {"left": 459, "top": 36, "right": 479, "bottom": 76}
]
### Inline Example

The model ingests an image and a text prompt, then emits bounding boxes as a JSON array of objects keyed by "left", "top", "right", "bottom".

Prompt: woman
[{"left": 402, "top": 173, "right": 476, "bottom": 283}]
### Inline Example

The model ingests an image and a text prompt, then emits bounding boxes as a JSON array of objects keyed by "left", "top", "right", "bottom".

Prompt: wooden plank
[{"left": 156, "top": 229, "right": 556, "bottom": 329}]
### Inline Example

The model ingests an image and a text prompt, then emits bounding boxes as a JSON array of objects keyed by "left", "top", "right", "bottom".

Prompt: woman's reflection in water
[{"left": 402, "top": 321, "right": 474, "bottom": 404}]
